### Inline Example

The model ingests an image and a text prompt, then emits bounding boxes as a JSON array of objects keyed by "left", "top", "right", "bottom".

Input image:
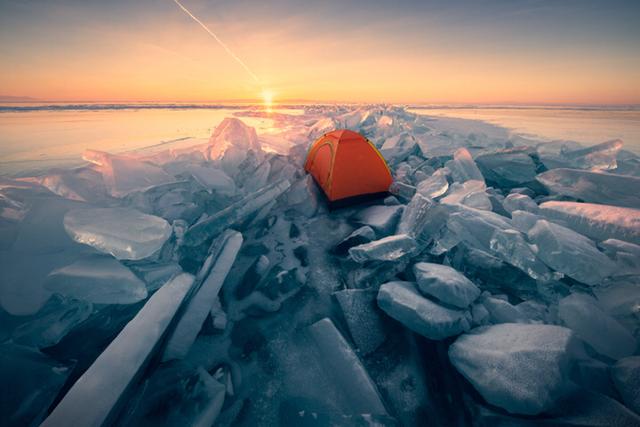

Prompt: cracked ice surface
[{"left": 2, "top": 105, "right": 640, "bottom": 426}]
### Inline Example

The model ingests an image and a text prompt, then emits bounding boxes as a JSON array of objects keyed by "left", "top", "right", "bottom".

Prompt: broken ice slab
[
  {"left": 447, "top": 207, "right": 552, "bottom": 282},
  {"left": 413, "top": 262, "right": 480, "bottom": 308},
  {"left": 481, "top": 295, "right": 529, "bottom": 324},
  {"left": 184, "top": 164, "right": 236, "bottom": 196},
  {"left": 558, "top": 293, "right": 637, "bottom": 360},
  {"left": 440, "top": 180, "right": 492, "bottom": 211},
  {"left": 347, "top": 258, "right": 410, "bottom": 289},
  {"left": 475, "top": 147, "right": 537, "bottom": 186},
  {"left": 396, "top": 193, "right": 434, "bottom": 239},
  {"left": 64, "top": 207, "right": 172, "bottom": 260},
  {"left": 536, "top": 168, "right": 640, "bottom": 209},
  {"left": 128, "top": 261, "right": 182, "bottom": 291},
  {"left": 449, "top": 323, "right": 577, "bottom": 415},
  {"left": 353, "top": 204, "right": 403, "bottom": 236},
  {"left": 380, "top": 133, "right": 418, "bottom": 165},
  {"left": 119, "top": 365, "right": 226, "bottom": 427},
  {"left": 32, "top": 167, "right": 110, "bottom": 203},
  {"left": 502, "top": 193, "right": 538, "bottom": 214},
  {"left": 416, "top": 168, "right": 449, "bottom": 199},
  {"left": 0, "top": 344, "right": 73, "bottom": 427},
  {"left": 599, "top": 239, "right": 640, "bottom": 275},
  {"left": 206, "top": 117, "right": 263, "bottom": 176},
  {"left": 377, "top": 281, "right": 472, "bottom": 340},
  {"left": 285, "top": 175, "right": 320, "bottom": 218},
  {"left": 41, "top": 273, "right": 195, "bottom": 427},
  {"left": 45, "top": 254, "right": 148, "bottom": 304},
  {"left": 562, "top": 139, "right": 623, "bottom": 171},
  {"left": 83, "top": 149, "right": 174, "bottom": 198},
  {"left": 593, "top": 277, "right": 640, "bottom": 325},
  {"left": 349, "top": 234, "right": 417, "bottom": 263},
  {"left": 183, "top": 179, "right": 291, "bottom": 248},
  {"left": 334, "top": 289, "right": 387, "bottom": 355},
  {"left": 163, "top": 230, "right": 242, "bottom": 361},
  {"left": 612, "top": 356, "right": 640, "bottom": 415},
  {"left": 539, "top": 201, "right": 640, "bottom": 245},
  {"left": 333, "top": 226, "right": 376, "bottom": 255},
  {"left": 527, "top": 219, "right": 616, "bottom": 286},
  {"left": 12, "top": 295, "right": 92, "bottom": 349},
  {"left": 307, "top": 318, "right": 388, "bottom": 415},
  {"left": 388, "top": 181, "right": 416, "bottom": 202},
  {"left": 510, "top": 210, "right": 542, "bottom": 233},
  {"left": 444, "top": 148, "right": 484, "bottom": 183}
]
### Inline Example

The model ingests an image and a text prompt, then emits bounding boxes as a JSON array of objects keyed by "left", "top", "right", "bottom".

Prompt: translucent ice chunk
[
  {"left": 527, "top": 219, "right": 616, "bottom": 285},
  {"left": 502, "top": 193, "right": 538, "bottom": 214},
  {"left": 83, "top": 149, "right": 174, "bottom": 198},
  {"left": 353, "top": 204, "right": 403, "bottom": 236},
  {"left": 475, "top": 147, "right": 537, "bottom": 186},
  {"left": 307, "top": 318, "right": 388, "bottom": 415},
  {"left": 612, "top": 356, "right": 640, "bottom": 414},
  {"left": 445, "top": 148, "right": 484, "bottom": 183},
  {"left": 416, "top": 169, "right": 449, "bottom": 198},
  {"left": 558, "top": 293, "right": 636, "bottom": 360},
  {"left": 12, "top": 295, "right": 93, "bottom": 349},
  {"left": 45, "top": 254, "right": 148, "bottom": 304},
  {"left": 377, "top": 281, "right": 472, "bottom": 340},
  {"left": 536, "top": 168, "right": 640, "bottom": 209},
  {"left": 563, "top": 139, "right": 623, "bottom": 171},
  {"left": 334, "top": 289, "right": 387, "bottom": 354},
  {"left": 447, "top": 207, "right": 552, "bottom": 282},
  {"left": 206, "top": 118, "right": 262, "bottom": 176},
  {"left": 440, "top": 180, "right": 492, "bottom": 211},
  {"left": 185, "top": 164, "right": 236, "bottom": 196},
  {"left": 396, "top": 193, "right": 434, "bottom": 238},
  {"left": 599, "top": 239, "right": 640, "bottom": 274},
  {"left": 184, "top": 179, "right": 290, "bottom": 248},
  {"left": 333, "top": 226, "right": 376, "bottom": 255},
  {"left": 413, "top": 262, "right": 480, "bottom": 308},
  {"left": 349, "top": 234, "right": 417, "bottom": 263},
  {"left": 163, "top": 230, "right": 242, "bottom": 361},
  {"left": 41, "top": 273, "right": 195, "bottom": 427},
  {"left": 539, "top": 201, "right": 640, "bottom": 245},
  {"left": 481, "top": 296, "right": 529, "bottom": 324},
  {"left": 449, "top": 323, "right": 576, "bottom": 415},
  {"left": 0, "top": 344, "right": 73, "bottom": 426},
  {"left": 64, "top": 207, "right": 171, "bottom": 260}
]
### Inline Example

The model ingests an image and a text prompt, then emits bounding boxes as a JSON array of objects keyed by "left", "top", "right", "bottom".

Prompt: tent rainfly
[{"left": 304, "top": 129, "right": 393, "bottom": 203}]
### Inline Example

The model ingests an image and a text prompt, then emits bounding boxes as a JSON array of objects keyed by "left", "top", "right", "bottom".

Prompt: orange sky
[{"left": 1, "top": 0, "right": 639, "bottom": 105}]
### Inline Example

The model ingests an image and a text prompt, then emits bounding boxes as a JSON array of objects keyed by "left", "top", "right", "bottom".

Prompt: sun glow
[{"left": 262, "top": 89, "right": 274, "bottom": 112}]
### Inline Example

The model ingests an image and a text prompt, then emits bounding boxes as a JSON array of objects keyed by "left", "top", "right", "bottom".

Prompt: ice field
[{"left": 1, "top": 105, "right": 640, "bottom": 426}]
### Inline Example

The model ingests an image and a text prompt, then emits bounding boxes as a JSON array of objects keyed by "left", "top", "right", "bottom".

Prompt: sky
[{"left": 0, "top": 0, "right": 639, "bottom": 105}]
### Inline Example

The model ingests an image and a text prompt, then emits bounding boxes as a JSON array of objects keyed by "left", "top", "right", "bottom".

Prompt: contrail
[{"left": 172, "top": 0, "right": 260, "bottom": 83}]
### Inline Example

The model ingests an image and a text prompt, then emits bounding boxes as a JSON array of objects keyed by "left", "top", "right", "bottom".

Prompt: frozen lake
[{"left": 410, "top": 106, "right": 640, "bottom": 154}]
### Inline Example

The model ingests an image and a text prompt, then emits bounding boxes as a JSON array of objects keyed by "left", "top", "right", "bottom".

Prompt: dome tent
[{"left": 304, "top": 129, "right": 393, "bottom": 204}]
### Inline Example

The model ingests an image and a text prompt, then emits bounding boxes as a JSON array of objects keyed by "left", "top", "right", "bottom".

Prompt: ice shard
[
  {"left": 163, "top": 230, "right": 242, "bottom": 361},
  {"left": 502, "top": 193, "right": 538, "bottom": 214},
  {"left": 353, "top": 204, "right": 403, "bottom": 236},
  {"left": 558, "top": 293, "right": 636, "bottom": 360},
  {"left": 449, "top": 323, "right": 577, "bottom": 415},
  {"left": 377, "top": 281, "right": 472, "bottom": 340},
  {"left": 539, "top": 201, "right": 640, "bottom": 245},
  {"left": 536, "top": 168, "right": 640, "bottom": 209},
  {"left": 396, "top": 193, "right": 434, "bottom": 238},
  {"left": 183, "top": 179, "right": 290, "bottom": 247},
  {"left": 41, "top": 273, "right": 195, "bottom": 427},
  {"left": 206, "top": 117, "right": 263, "bottom": 176},
  {"left": 83, "top": 149, "right": 174, "bottom": 198},
  {"left": 307, "top": 318, "right": 388, "bottom": 415},
  {"left": 45, "top": 254, "right": 148, "bottom": 304},
  {"left": 0, "top": 344, "right": 73, "bottom": 426},
  {"left": 527, "top": 219, "right": 616, "bottom": 286},
  {"left": 475, "top": 147, "right": 537, "bottom": 186},
  {"left": 440, "top": 180, "right": 492, "bottom": 211},
  {"left": 416, "top": 168, "right": 449, "bottom": 199},
  {"left": 444, "top": 148, "right": 484, "bottom": 183},
  {"left": 64, "top": 207, "right": 172, "bottom": 260},
  {"left": 562, "top": 139, "right": 623, "bottom": 171},
  {"left": 612, "top": 356, "right": 640, "bottom": 414},
  {"left": 349, "top": 234, "right": 417, "bottom": 263},
  {"left": 413, "top": 262, "right": 480, "bottom": 308}
]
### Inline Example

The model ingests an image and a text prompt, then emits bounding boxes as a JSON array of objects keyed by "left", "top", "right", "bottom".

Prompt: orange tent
[{"left": 304, "top": 129, "right": 393, "bottom": 203}]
